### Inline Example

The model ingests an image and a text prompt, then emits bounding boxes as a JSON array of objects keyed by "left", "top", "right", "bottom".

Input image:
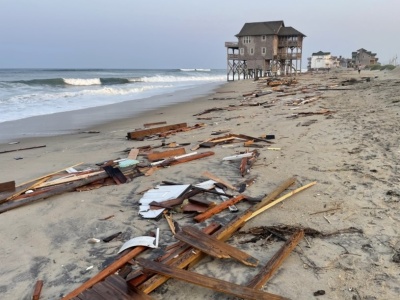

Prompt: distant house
[
  {"left": 352, "top": 48, "right": 379, "bottom": 67},
  {"left": 225, "top": 20, "right": 306, "bottom": 80},
  {"left": 307, "top": 51, "right": 341, "bottom": 70}
]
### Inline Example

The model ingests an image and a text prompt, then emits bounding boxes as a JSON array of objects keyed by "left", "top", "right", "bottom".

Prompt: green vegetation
[{"left": 367, "top": 64, "right": 396, "bottom": 71}]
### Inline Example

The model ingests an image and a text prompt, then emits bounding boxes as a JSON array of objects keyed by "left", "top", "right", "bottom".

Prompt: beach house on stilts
[{"left": 225, "top": 20, "right": 305, "bottom": 81}]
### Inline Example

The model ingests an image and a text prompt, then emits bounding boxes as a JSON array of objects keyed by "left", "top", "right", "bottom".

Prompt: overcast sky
[{"left": 0, "top": 0, "right": 398, "bottom": 69}]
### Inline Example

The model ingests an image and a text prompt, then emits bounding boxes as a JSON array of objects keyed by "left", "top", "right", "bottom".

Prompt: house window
[
  {"left": 262, "top": 35, "right": 266, "bottom": 41},
  {"left": 250, "top": 48, "right": 254, "bottom": 55},
  {"left": 262, "top": 47, "right": 266, "bottom": 54},
  {"left": 243, "top": 36, "right": 251, "bottom": 44},
  {"left": 240, "top": 48, "right": 244, "bottom": 55}
]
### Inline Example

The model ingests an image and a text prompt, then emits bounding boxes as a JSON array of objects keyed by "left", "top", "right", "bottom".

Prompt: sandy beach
[{"left": 1, "top": 68, "right": 400, "bottom": 300}]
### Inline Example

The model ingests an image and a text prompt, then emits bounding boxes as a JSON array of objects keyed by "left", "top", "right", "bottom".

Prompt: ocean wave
[{"left": 9, "top": 77, "right": 133, "bottom": 87}]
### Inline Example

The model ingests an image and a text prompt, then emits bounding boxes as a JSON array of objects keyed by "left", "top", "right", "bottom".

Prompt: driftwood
[
  {"left": 32, "top": 280, "right": 44, "bottom": 300},
  {"left": 0, "top": 145, "right": 46, "bottom": 154}
]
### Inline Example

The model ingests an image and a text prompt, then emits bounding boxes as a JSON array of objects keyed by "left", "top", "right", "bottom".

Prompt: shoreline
[
  {"left": 1, "top": 68, "right": 400, "bottom": 299},
  {"left": 0, "top": 81, "right": 224, "bottom": 144}
]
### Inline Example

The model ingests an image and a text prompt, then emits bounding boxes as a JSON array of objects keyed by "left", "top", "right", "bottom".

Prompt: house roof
[
  {"left": 278, "top": 26, "right": 306, "bottom": 37},
  {"left": 312, "top": 51, "right": 331, "bottom": 56},
  {"left": 236, "top": 21, "right": 306, "bottom": 37},
  {"left": 236, "top": 21, "right": 285, "bottom": 36}
]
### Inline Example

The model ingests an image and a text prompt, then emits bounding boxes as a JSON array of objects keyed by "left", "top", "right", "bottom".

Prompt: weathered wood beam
[
  {"left": 247, "top": 230, "right": 304, "bottom": 289},
  {"left": 0, "top": 181, "right": 15, "bottom": 193},
  {"left": 136, "top": 258, "right": 287, "bottom": 300},
  {"left": 127, "top": 123, "right": 187, "bottom": 140}
]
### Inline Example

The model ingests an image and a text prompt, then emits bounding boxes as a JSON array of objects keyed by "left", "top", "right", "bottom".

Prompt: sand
[{"left": 1, "top": 68, "right": 400, "bottom": 300}]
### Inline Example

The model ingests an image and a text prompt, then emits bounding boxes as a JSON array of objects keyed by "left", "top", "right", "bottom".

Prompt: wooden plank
[
  {"left": 136, "top": 258, "right": 286, "bottom": 300},
  {"left": 247, "top": 230, "right": 304, "bottom": 290},
  {"left": 245, "top": 181, "right": 317, "bottom": 221},
  {"left": 0, "top": 172, "right": 110, "bottom": 214},
  {"left": 165, "top": 151, "right": 214, "bottom": 167},
  {"left": 138, "top": 177, "right": 297, "bottom": 294},
  {"left": 34, "top": 171, "right": 105, "bottom": 189},
  {"left": 147, "top": 148, "right": 186, "bottom": 162},
  {"left": 201, "top": 171, "right": 237, "bottom": 191},
  {"left": 179, "top": 226, "right": 259, "bottom": 266},
  {"left": 32, "top": 280, "right": 43, "bottom": 300},
  {"left": 0, "top": 145, "right": 46, "bottom": 154},
  {"left": 127, "top": 123, "right": 187, "bottom": 140},
  {"left": 106, "top": 275, "right": 153, "bottom": 299},
  {"left": 194, "top": 194, "right": 246, "bottom": 223},
  {"left": 0, "top": 181, "right": 15, "bottom": 193},
  {"left": 127, "top": 149, "right": 139, "bottom": 160},
  {"left": 144, "top": 121, "right": 167, "bottom": 128},
  {"left": 175, "top": 230, "right": 230, "bottom": 259},
  {"left": 61, "top": 246, "right": 147, "bottom": 300}
]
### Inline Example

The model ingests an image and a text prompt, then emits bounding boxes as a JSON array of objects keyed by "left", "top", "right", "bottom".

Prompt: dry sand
[{"left": 1, "top": 68, "right": 400, "bottom": 299}]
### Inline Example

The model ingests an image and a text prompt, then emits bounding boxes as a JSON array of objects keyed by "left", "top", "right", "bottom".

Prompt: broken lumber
[
  {"left": 32, "top": 280, "right": 43, "bottom": 300},
  {"left": 61, "top": 246, "right": 147, "bottom": 300},
  {"left": 147, "top": 148, "right": 186, "bottom": 162},
  {"left": 138, "top": 177, "right": 296, "bottom": 294},
  {"left": 247, "top": 230, "right": 304, "bottom": 289},
  {"left": 194, "top": 194, "right": 246, "bottom": 223},
  {"left": 246, "top": 181, "right": 317, "bottom": 221},
  {"left": 0, "top": 172, "right": 109, "bottom": 214},
  {"left": 127, "top": 123, "right": 187, "bottom": 140},
  {"left": 178, "top": 226, "right": 259, "bottom": 266},
  {"left": 136, "top": 258, "right": 286, "bottom": 300},
  {"left": 0, "top": 181, "right": 15, "bottom": 193},
  {"left": 202, "top": 171, "right": 237, "bottom": 191}
]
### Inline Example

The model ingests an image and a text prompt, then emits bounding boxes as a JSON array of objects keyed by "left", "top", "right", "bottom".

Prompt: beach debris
[
  {"left": 194, "top": 194, "right": 246, "bottom": 222},
  {"left": 8, "top": 141, "right": 20, "bottom": 145},
  {"left": 88, "top": 238, "right": 101, "bottom": 244},
  {"left": 139, "top": 184, "right": 191, "bottom": 218},
  {"left": 313, "top": 290, "right": 326, "bottom": 296},
  {"left": 127, "top": 122, "right": 188, "bottom": 140},
  {"left": 135, "top": 258, "right": 284, "bottom": 300},
  {"left": 118, "top": 228, "right": 159, "bottom": 253},
  {"left": 202, "top": 171, "right": 237, "bottom": 191},
  {"left": 0, "top": 181, "right": 15, "bottom": 193},
  {"left": 246, "top": 230, "right": 304, "bottom": 289},
  {"left": 103, "top": 166, "right": 127, "bottom": 184},
  {"left": 102, "top": 231, "right": 122, "bottom": 243},
  {"left": 215, "top": 186, "right": 238, "bottom": 212},
  {"left": 147, "top": 147, "right": 186, "bottom": 162},
  {"left": 79, "top": 130, "right": 100, "bottom": 134},
  {"left": 0, "top": 144, "right": 46, "bottom": 154},
  {"left": 32, "top": 280, "right": 44, "bottom": 300},
  {"left": 174, "top": 225, "right": 259, "bottom": 266}
]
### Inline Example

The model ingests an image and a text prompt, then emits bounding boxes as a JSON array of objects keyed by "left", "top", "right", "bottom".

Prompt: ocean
[{"left": 0, "top": 68, "right": 226, "bottom": 124}]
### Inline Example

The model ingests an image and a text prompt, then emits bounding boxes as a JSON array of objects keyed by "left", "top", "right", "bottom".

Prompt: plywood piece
[
  {"left": 136, "top": 258, "right": 285, "bottom": 300},
  {"left": 127, "top": 149, "right": 139, "bottom": 160},
  {"left": 127, "top": 123, "right": 187, "bottom": 140}
]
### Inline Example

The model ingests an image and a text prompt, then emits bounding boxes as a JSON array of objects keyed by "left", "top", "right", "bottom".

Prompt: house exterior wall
[
  {"left": 238, "top": 35, "right": 276, "bottom": 61},
  {"left": 311, "top": 54, "right": 332, "bottom": 69}
]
